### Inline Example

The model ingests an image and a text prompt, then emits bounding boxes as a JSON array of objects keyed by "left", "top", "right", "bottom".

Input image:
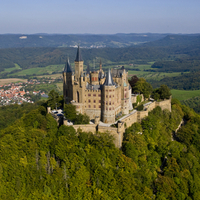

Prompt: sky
[{"left": 0, "top": 0, "right": 200, "bottom": 34}]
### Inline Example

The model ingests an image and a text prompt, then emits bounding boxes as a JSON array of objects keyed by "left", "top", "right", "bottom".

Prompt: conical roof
[
  {"left": 64, "top": 58, "right": 72, "bottom": 73},
  {"left": 104, "top": 69, "right": 115, "bottom": 86},
  {"left": 75, "top": 45, "right": 83, "bottom": 62}
]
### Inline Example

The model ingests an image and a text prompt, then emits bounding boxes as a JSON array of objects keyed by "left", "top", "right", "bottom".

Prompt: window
[
  {"left": 98, "top": 94, "right": 101, "bottom": 97},
  {"left": 94, "top": 105, "right": 96, "bottom": 108},
  {"left": 99, "top": 105, "right": 101, "bottom": 108},
  {"left": 94, "top": 100, "right": 96, "bottom": 103},
  {"left": 92, "top": 77, "right": 94, "bottom": 81},
  {"left": 109, "top": 108, "right": 111, "bottom": 110},
  {"left": 89, "top": 100, "right": 90, "bottom": 103},
  {"left": 106, "top": 95, "right": 108, "bottom": 98},
  {"left": 93, "top": 94, "right": 96, "bottom": 97},
  {"left": 109, "top": 95, "right": 111, "bottom": 98},
  {"left": 99, "top": 100, "right": 101, "bottom": 103},
  {"left": 88, "top": 94, "right": 91, "bottom": 96},
  {"left": 109, "top": 102, "right": 111, "bottom": 105},
  {"left": 89, "top": 105, "right": 91, "bottom": 108},
  {"left": 95, "top": 77, "right": 97, "bottom": 81}
]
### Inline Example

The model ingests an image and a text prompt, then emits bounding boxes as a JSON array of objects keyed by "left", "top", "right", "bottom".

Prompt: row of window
[
  {"left": 92, "top": 77, "right": 98, "bottom": 81},
  {"left": 85, "top": 105, "right": 115, "bottom": 110},
  {"left": 87, "top": 100, "right": 101, "bottom": 103},
  {"left": 86, "top": 105, "right": 101, "bottom": 108},
  {"left": 87, "top": 94, "right": 101, "bottom": 97}
]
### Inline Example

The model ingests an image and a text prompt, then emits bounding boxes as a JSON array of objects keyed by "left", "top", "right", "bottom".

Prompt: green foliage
[
  {"left": 64, "top": 104, "right": 90, "bottom": 124},
  {"left": 152, "top": 84, "right": 171, "bottom": 100},
  {"left": 136, "top": 95, "right": 142, "bottom": 104},
  {"left": 133, "top": 78, "right": 153, "bottom": 99},
  {"left": 47, "top": 89, "right": 62, "bottom": 109},
  {"left": 64, "top": 104, "right": 77, "bottom": 121}
]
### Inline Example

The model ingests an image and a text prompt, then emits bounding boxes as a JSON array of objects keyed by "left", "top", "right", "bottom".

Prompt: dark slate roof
[
  {"left": 86, "top": 83, "right": 101, "bottom": 90},
  {"left": 104, "top": 69, "right": 115, "bottom": 86},
  {"left": 111, "top": 66, "right": 126, "bottom": 78},
  {"left": 98, "top": 71, "right": 104, "bottom": 80},
  {"left": 86, "top": 64, "right": 90, "bottom": 74},
  {"left": 64, "top": 58, "right": 72, "bottom": 73},
  {"left": 75, "top": 45, "right": 83, "bottom": 62}
]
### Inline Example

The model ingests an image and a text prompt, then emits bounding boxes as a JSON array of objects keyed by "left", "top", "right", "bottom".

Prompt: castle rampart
[{"left": 63, "top": 98, "right": 171, "bottom": 148}]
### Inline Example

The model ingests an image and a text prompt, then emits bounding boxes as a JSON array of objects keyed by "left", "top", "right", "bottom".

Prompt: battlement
[{"left": 63, "top": 98, "right": 171, "bottom": 148}]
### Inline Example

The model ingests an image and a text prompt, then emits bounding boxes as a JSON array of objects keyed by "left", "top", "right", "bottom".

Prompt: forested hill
[
  {"left": 0, "top": 33, "right": 167, "bottom": 49},
  {"left": 143, "top": 34, "right": 200, "bottom": 47},
  {"left": 0, "top": 98, "right": 200, "bottom": 199}
]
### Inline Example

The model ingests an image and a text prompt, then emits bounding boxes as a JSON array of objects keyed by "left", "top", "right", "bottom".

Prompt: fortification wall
[
  {"left": 85, "top": 109, "right": 101, "bottom": 120},
  {"left": 156, "top": 99, "right": 171, "bottom": 112},
  {"left": 98, "top": 126, "right": 123, "bottom": 149},
  {"left": 120, "top": 110, "right": 138, "bottom": 128},
  {"left": 62, "top": 98, "right": 171, "bottom": 148},
  {"left": 63, "top": 122, "right": 97, "bottom": 133}
]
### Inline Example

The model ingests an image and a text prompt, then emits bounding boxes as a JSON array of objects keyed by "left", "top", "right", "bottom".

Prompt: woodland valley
[{"left": 0, "top": 33, "right": 200, "bottom": 199}]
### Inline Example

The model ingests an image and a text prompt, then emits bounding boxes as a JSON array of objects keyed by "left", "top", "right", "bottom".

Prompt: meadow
[
  {"left": 11, "top": 64, "right": 65, "bottom": 76},
  {"left": 171, "top": 89, "right": 200, "bottom": 101},
  {"left": 0, "top": 78, "right": 27, "bottom": 85}
]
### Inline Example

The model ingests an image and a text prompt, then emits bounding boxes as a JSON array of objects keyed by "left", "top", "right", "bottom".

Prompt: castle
[{"left": 63, "top": 46, "right": 133, "bottom": 124}]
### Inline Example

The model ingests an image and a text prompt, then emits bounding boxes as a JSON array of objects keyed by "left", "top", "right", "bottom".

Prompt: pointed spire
[
  {"left": 99, "top": 59, "right": 102, "bottom": 71},
  {"left": 64, "top": 58, "right": 72, "bottom": 73},
  {"left": 75, "top": 45, "right": 83, "bottom": 62},
  {"left": 104, "top": 69, "right": 115, "bottom": 86},
  {"left": 86, "top": 64, "right": 90, "bottom": 74}
]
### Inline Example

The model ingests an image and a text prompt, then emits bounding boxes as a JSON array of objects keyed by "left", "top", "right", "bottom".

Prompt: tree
[
  {"left": 133, "top": 78, "right": 153, "bottom": 99},
  {"left": 159, "top": 84, "right": 171, "bottom": 99},
  {"left": 64, "top": 104, "right": 77, "bottom": 121},
  {"left": 47, "top": 90, "right": 61, "bottom": 109},
  {"left": 152, "top": 85, "right": 171, "bottom": 100}
]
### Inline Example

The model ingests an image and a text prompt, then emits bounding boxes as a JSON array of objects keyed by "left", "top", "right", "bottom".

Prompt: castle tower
[
  {"left": 63, "top": 58, "right": 73, "bottom": 103},
  {"left": 99, "top": 59, "right": 102, "bottom": 71},
  {"left": 74, "top": 45, "right": 84, "bottom": 81},
  {"left": 101, "top": 69, "right": 116, "bottom": 123}
]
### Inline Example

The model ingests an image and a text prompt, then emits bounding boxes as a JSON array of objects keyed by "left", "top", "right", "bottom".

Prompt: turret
[
  {"left": 74, "top": 46, "right": 84, "bottom": 81},
  {"left": 63, "top": 58, "right": 73, "bottom": 103},
  {"left": 101, "top": 69, "right": 116, "bottom": 123}
]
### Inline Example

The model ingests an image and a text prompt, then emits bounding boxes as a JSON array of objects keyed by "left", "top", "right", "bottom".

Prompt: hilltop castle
[{"left": 63, "top": 46, "right": 133, "bottom": 124}]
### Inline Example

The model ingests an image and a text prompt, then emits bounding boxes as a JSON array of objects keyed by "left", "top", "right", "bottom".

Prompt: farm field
[
  {"left": 0, "top": 78, "right": 27, "bottom": 85},
  {"left": 171, "top": 89, "right": 200, "bottom": 101},
  {"left": 37, "top": 74, "right": 63, "bottom": 79},
  {"left": 12, "top": 64, "right": 65, "bottom": 76},
  {"left": 0, "top": 63, "right": 22, "bottom": 74}
]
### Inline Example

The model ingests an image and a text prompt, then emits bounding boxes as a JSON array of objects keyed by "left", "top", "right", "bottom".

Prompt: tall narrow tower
[
  {"left": 63, "top": 58, "right": 73, "bottom": 103},
  {"left": 74, "top": 46, "right": 84, "bottom": 81},
  {"left": 101, "top": 69, "right": 116, "bottom": 123}
]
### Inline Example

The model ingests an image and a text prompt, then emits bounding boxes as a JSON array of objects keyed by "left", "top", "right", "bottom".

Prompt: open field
[
  {"left": 171, "top": 89, "right": 200, "bottom": 101},
  {"left": 0, "top": 63, "right": 22, "bottom": 74},
  {"left": 56, "top": 83, "right": 63, "bottom": 92},
  {"left": 37, "top": 74, "right": 63, "bottom": 79},
  {"left": 128, "top": 70, "right": 183, "bottom": 80},
  {"left": 12, "top": 64, "right": 65, "bottom": 76},
  {"left": 0, "top": 78, "right": 27, "bottom": 85}
]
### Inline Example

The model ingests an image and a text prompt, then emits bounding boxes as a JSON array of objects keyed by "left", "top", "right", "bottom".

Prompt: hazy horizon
[{"left": 1, "top": 0, "right": 200, "bottom": 34}]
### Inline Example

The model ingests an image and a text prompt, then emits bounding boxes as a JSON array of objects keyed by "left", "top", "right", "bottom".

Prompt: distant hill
[
  {"left": 143, "top": 34, "right": 200, "bottom": 47},
  {"left": 0, "top": 33, "right": 167, "bottom": 48}
]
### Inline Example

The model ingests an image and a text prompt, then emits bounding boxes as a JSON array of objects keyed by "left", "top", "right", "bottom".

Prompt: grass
[
  {"left": 12, "top": 64, "right": 65, "bottom": 76},
  {"left": 0, "top": 78, "right": 27, "bottom": 85},
  {"left": 37, "top": 74, "right": 63, "bottom": 79},
  {"left": 1, "top": 63, "right": 22, "bottom": 74},
  {"left": 56, "top": 83, "right": 63, "bottom": 92},
  {"left": 171, "top": 89, "right": 200, "bottom": 101}
]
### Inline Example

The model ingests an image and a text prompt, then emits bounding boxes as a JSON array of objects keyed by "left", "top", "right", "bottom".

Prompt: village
[{"left": 0, "top": 77, "right": 60, "bottom": 106}]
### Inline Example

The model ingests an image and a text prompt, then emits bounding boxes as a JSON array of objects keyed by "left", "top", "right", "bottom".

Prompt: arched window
[{"left": 77, "top": 91, "right": 79, "bottom": 103}]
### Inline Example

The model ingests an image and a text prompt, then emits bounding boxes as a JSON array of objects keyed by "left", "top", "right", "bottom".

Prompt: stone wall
[
  {"left": 62, "top": 98, "right": 171, "bottom": 148},
  {"left": 98, "top": 123, "right": 125, "bottom": 149}
]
